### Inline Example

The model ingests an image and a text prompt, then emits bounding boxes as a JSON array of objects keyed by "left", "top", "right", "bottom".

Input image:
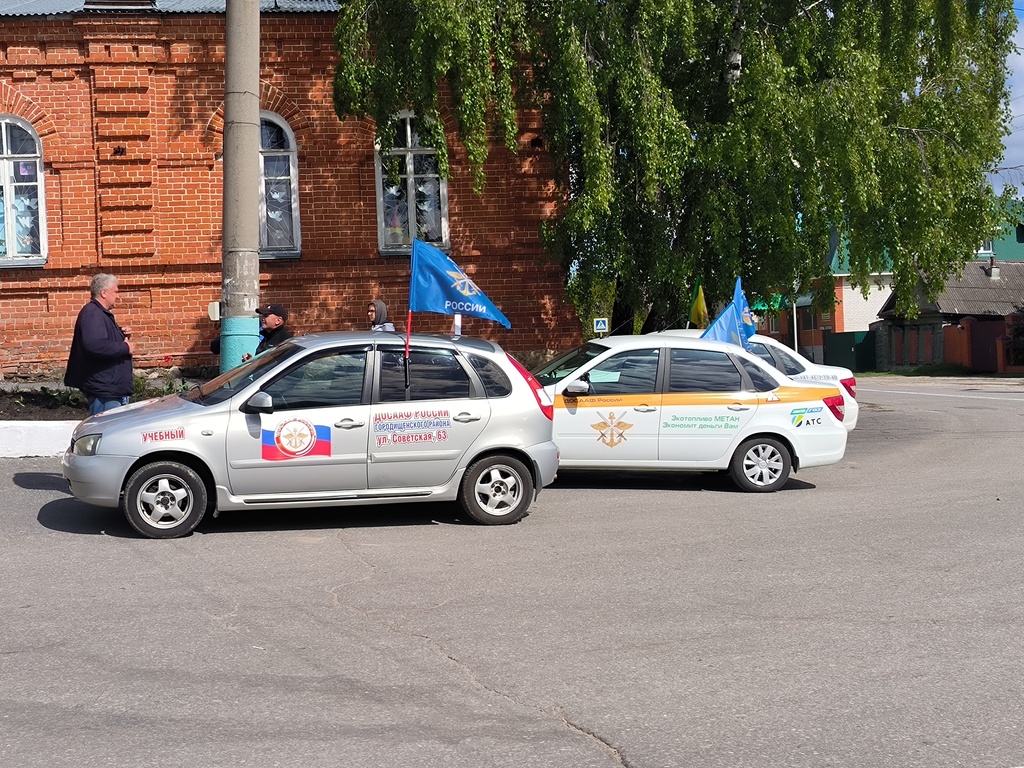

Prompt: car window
[
  {"left": 188, "top": 342, "right": 302, "bottom": 406},
  {"left": 737, "top": 358, "right": 779, "bottom": 392},
  {"left": 748, "top": 341, "right": 776, "bottom": 367},
  {"left": 668, "top": 348, "right": 742, "bottom": 393},
  {"left": 467, "top": 354, "right": 512, "bottom": 397},
  {"left": 379, "top": 348, "right": 471, "bottom": 402},
  {"left": 770, "top": 345, "right": 806, "bottom": 376},
  {"left": 584, "top": 349, "right": 659, "bottom": 395},
  {"left": 262, "top": 350, "right": 367, "bottom": 409},
  {"left": 533, "top": 342, "right": 609, "bottom": 386}
]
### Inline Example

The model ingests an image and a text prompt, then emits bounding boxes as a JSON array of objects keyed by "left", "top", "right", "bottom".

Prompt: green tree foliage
[{"left": 333, "top": 0, "right": 1017, "bottom": 327}]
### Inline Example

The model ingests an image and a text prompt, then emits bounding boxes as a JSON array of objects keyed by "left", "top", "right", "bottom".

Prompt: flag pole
[{"left": 404, "top": 309, "right": 413, "bottom": 394}]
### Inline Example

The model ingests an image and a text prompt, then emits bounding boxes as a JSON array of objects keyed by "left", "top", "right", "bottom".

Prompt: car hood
[{"left": 71, "top": 393, "right": 211, "bottom": 437}]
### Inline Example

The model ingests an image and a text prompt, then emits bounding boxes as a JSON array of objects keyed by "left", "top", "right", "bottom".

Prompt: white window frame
[
  {"left": 259, "top": 111, "right": 301, "bottom": 259},
  {"left": 978, "top": 240, "right": 993, "bottom": 254},
  {"left": 374, "top": 112, "right": 450, "bottom": 255},
  {"left": 0, "top": 115, "right": 46, "bottom": 267}
]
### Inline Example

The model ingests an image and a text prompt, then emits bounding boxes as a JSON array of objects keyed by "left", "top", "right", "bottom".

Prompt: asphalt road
[{"left": 2, "top": 375, "right": 1023, "bottom": 768}]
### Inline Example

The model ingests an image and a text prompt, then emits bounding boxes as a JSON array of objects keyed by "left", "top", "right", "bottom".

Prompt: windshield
[
  {"left": 532, "top": 342, "right": 609, "bottom": 386},
  {"left": 181, "top": 341, "right": 304, "bottom": 406}
]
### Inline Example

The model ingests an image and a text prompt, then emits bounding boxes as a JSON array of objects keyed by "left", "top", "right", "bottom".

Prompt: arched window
[
  {"left": 259, "top": 112, "right": 300, "bottom": 257},
  {"left": 0, "top": 116, "right": 45, "bottom": 265},
  {"left": 375, "top": 113, "right": 449, "bottom": 254}
]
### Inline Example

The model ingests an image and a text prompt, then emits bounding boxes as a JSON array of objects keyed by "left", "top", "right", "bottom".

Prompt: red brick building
[{"left": 0, "top": 0, "right": 580, "bottom": 378}]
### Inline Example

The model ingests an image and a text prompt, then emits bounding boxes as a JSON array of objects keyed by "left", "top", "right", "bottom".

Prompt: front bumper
[{"left": 61, "top": 451, "right": 136, "bottom": 508}]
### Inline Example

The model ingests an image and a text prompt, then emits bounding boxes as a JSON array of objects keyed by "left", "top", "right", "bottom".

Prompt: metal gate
[
  {"left": 823, "top": 331, "right": 876, "bottom": 372},
  {"left": 969, "top": 320, "right": 1004, "bottom": 372}
]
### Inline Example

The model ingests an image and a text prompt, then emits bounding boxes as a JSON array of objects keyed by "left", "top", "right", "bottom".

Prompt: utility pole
[{"left": 220, "top": 0, "right": 261, "bottom": 372}]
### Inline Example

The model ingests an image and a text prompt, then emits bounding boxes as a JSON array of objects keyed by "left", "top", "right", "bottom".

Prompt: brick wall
[{"left": 0, "top": 12, "right": 581, "bottom": 378}]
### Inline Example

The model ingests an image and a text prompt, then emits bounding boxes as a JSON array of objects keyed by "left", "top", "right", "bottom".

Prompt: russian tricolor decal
[{"left": 262, "top": 418, "right": 331, "bottom": 460}]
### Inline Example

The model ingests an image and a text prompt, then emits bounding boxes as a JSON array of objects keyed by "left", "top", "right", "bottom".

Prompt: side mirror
[
  {"left": 242, "top": 391, "right": 274, "bottom": 414},
  {"left": 564, "top": 379, "right": 590, "bottom": 396}
]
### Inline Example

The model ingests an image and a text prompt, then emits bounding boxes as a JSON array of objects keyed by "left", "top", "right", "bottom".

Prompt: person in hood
[
  {"left": 367, "top": 300, "right": 396, "bottom": 332},
  {"left": 242, "top": 303, "right": 292, "bottom": 361},
  {"left": 64, "top": 273, "right": 135, "bottom": 415}
]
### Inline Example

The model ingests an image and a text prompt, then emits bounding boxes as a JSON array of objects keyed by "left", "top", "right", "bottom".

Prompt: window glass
[
  {"left": 259, "top": 113, "right": 300, "bottom": 256},
  {"left": 668, "top": 348, "right": 742, "bottom": 393},
  {"left": 748, "top": 341, "right": 776, "bottom": 366},
  {"left": 468, "top": 354, "right": 512, "bottom": 397},
  {"left": 0, "top": 117, "right": 44, "bottom": 262},
  {"left": 533, "top": 342, "right": 609, "bottom": 387},
  {"left": 376, "top": 114, "right": 448, "bottom": 253},
  {"left": 585, "top": 349, "right": 659, "bottom": 395},
  {"left": 738, "top": 358, "right": 778, "bottom": 392},
  {"left": 187, "top": 342, "right": 302, "bottom": 406},
  {"left": 378, "top": 349, "right": 471, "bottom": 402},
  {"left": 771, "top": 346, "right": 806, "bottom": 376},
  {"left": 262, "top": 350, "right": 367, "bottom": 409}
]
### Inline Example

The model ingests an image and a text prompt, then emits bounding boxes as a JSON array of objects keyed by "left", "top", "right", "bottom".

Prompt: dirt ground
[{"left": 0, "top": 388, "right": 89, "bottom": 421}]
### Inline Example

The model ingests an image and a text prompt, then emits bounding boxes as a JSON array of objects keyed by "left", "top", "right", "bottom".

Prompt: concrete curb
[{"left": 0, "top": 421, "right": 77, "bottom": 458}]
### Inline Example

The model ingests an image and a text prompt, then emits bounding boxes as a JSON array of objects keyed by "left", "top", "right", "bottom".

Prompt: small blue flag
[
  {"left": 733, "top": 277, "right": 756, "bottom": 347},
  {"left": 700, "top": 301, "right": 747, "bottom": 348},
  {"left": 409, "top": 239, "right": 511, "bottom": 328}
]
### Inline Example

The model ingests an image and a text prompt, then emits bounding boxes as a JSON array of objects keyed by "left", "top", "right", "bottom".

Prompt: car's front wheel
[
  {"left": 122, "top": 461, "right": 209, "bottom": 538},
  {"left": 458, "top": 456, "right": 534, "bottom": 525},
  {"left": 729, "top": 437, "right": 792, "bottom": 493}
]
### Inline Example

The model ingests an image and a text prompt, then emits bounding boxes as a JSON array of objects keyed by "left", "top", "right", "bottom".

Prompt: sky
[{"left": 992, "top": 7, "right": 1024, "bottom": 194}]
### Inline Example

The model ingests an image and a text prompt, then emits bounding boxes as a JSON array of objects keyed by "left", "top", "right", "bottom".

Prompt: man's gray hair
[{"left": 90, "top": 273, "right": 118, "bottom": 299}]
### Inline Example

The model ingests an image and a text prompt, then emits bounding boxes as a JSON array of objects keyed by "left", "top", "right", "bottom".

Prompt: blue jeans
[{"left": 88, "top": 395, "right": 129, "bottom": 416}]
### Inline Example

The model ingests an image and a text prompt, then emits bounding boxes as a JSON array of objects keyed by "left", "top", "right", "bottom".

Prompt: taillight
[
  {"left": 823, "top": 394, "right": 845, "bottom": 422},
  {"left": 507, "top": 354, "right": 554, "bottom": 421},
  {"left": 840, "top": 377, "right": 856, "bottom": 399}
]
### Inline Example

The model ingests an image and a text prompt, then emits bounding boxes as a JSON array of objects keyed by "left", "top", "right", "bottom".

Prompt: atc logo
[{"left": 790, "top": 407, "right": 823, "bottom": 428}]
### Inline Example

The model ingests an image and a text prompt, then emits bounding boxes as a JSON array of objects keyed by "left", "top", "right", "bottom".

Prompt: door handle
[
  {"left": 728, "top": 404, "right": 750, "bottom": 411},
  {"left": 335, "top": 419, "right": 365, "bottom": 429},
  {"left": 633, "top": 405, "right": 657, "bottom": 412},
  {"left": 453, "top": 413, "right": 482, "bottom": 423}
]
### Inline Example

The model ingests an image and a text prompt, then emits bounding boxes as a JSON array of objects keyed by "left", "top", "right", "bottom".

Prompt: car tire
[
  {"left": 458, "top": 456, "right": 534, "bottom": 525},
  {"left": 122, "top": 461, "right": 209, "bottom": 539},
  {"left": 729, "top": 437, "right": 791, "bottom": 493}
]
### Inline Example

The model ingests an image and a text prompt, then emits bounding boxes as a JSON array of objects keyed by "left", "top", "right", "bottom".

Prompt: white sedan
[
  {"left": 533, "top": 335, "right": 848, "bottom": 492},
  {"left": 651, "top": 330, "right": 859, "bottom": 430}
]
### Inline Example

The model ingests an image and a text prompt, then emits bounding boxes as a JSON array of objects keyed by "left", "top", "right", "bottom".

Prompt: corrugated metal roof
[
  {"left": 0, "top": 0, "right": 337, "bottom": 14},
  {"left": 931, "top": 260, "right": 1024, "bottom": 316},
  {"left": 878, "top": 259, "right": 1024, "bottom": 319}
]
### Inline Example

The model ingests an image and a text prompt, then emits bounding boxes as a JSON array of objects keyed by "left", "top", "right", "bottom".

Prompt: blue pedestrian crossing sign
[{"left": 593, "top": 317, "right": 609, "bottom": 334}]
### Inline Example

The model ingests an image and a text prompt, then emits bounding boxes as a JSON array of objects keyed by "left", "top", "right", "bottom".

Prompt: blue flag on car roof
[
  {"left": 701, "top": 277, "right": 755, "bottom": 350},
  {"left": 733, "top": 276, "right": 757, "bottom": 347},
  {"left": 700, "top": 300, "right": 747, "bottom": 348},
  {"left": 409, "top": 239, "right": 511, "bottom": 328}
]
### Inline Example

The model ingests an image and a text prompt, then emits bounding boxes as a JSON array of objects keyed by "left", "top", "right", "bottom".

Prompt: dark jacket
[
  {"left": 64, "top": 299, "right": 133, "bottom": 398},
  {"left": 254, "top": 324, "right": 292, "bottom": 355}
]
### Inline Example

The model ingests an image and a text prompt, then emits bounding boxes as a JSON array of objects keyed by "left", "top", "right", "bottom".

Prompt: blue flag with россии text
[{"left": 409, "top": 239, "right": 511, "bottom": 328}]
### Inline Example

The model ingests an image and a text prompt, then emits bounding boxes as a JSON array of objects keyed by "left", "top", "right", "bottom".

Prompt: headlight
[{"left": 73, "top": 434, "right": 102, "bottom": 456}]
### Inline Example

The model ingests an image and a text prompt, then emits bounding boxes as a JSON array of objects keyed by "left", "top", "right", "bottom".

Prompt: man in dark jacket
[
  {"left": 64, "top": 273, "right": 135, "bottom": 415},
  {"left": 242, "top": 303, "right": 292, "bottom": 361}
]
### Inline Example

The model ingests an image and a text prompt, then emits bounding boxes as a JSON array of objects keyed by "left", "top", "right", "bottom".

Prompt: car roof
[
  {"left": 286, "top": 331, "right": 503, "bottom": 355},
  {"left": 648, "top": 330, "right": 853, "bottom": 376},
  {"left": 591, "top": 333, "right": 742, "bottom": 354}
]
